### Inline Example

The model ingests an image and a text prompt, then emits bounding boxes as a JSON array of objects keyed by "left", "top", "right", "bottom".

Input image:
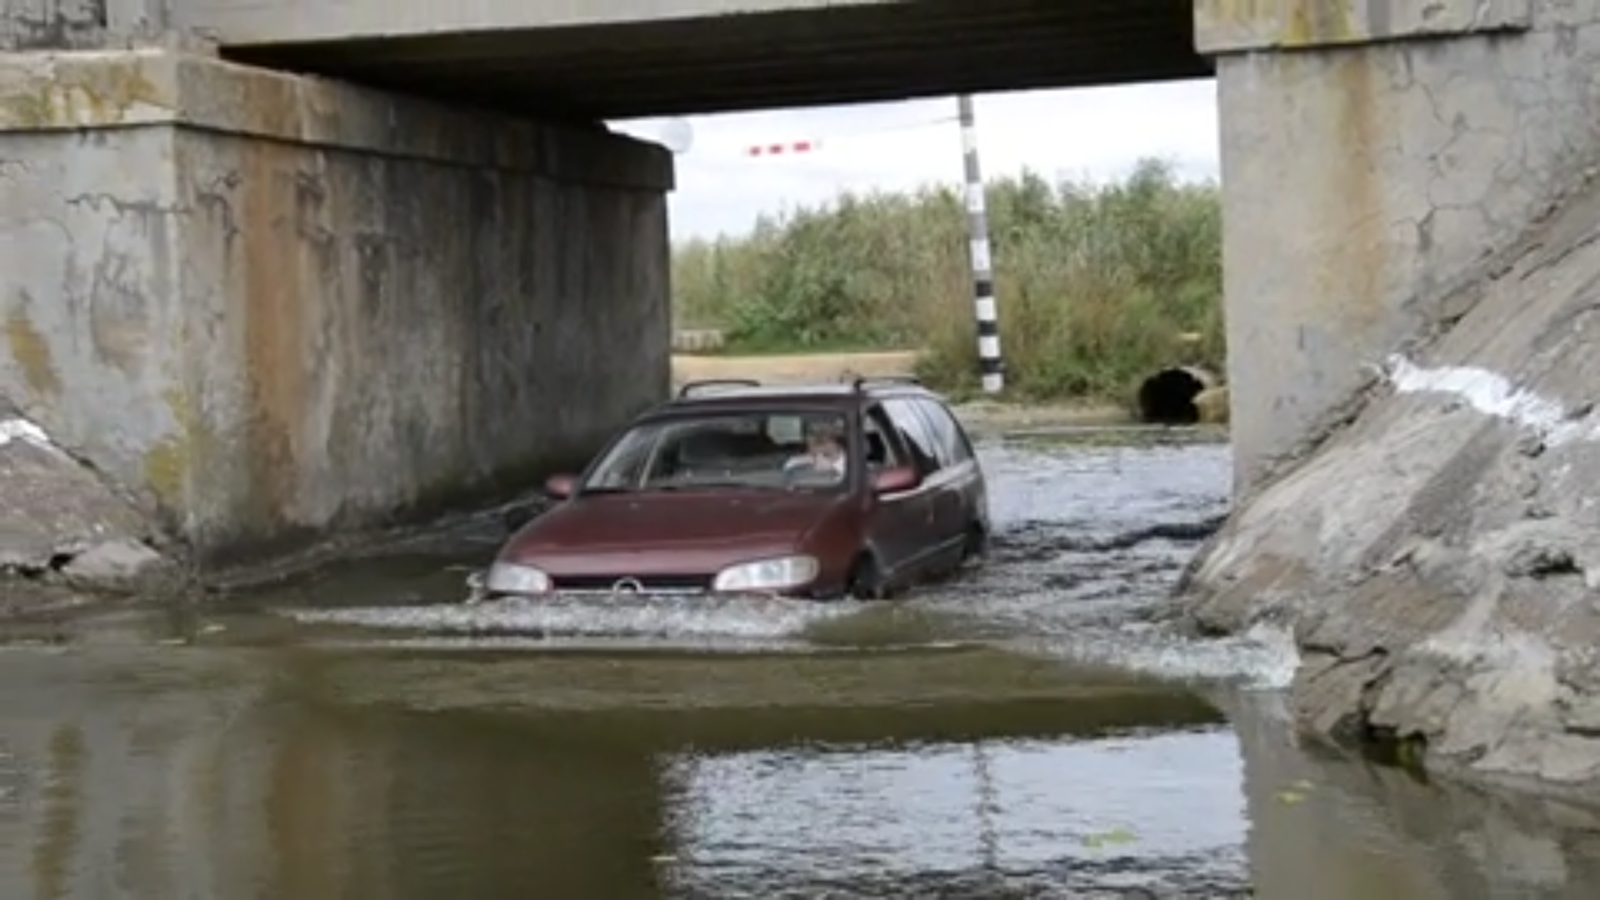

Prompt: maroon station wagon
[{"left": 476, "top": 376, "right": 991, "bottom": 601}]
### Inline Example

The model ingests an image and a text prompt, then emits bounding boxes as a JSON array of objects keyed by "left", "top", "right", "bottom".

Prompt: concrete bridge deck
[{"left": 193, "top": 0, "right": 1206, "bottom": 117}]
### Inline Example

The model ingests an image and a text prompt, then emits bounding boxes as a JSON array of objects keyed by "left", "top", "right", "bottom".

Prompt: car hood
[{"left": 500, "top": 490, "right": 838, "bottom": 576}]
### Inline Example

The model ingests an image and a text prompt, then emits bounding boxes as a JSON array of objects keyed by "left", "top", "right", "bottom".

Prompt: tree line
[{"left": 672, "top": 159, "right": 1223, "bottom": 401}]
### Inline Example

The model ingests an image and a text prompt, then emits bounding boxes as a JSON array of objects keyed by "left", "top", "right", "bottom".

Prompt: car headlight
[
  {"left": 485, "top": 561, "right": 552, "bottom": 595},
  {"left": 712, "top": 555, "right": 819, "bottom": 592}
]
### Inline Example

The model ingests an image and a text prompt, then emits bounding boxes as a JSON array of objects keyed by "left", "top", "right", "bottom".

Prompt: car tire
[
  {"left": 961, "top": 521, "right": 990, "bottom": 563},
  {"left": 847, "top": 554, "right": 891, "bottom": 601}
]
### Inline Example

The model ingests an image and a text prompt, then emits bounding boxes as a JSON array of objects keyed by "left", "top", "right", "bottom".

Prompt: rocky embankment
[
  {"left": 1181, "top": 185, "right": 1600, "bottom": 796},
  {"left": 0, "top": 399, "right": 182, "bottom": 606}
]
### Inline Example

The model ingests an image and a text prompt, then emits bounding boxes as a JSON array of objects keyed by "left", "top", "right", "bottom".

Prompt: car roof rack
[
  {"left": 850, "top": 374, "right": 922, "bottom": 392},
  {"left": 677, "top": 378, "right": 761, "bottom": 398}
]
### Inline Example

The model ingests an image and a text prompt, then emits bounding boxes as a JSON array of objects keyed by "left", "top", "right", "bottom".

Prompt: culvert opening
[{"left": 1136, "top": 366, "right": 1213, "bottom": 425}]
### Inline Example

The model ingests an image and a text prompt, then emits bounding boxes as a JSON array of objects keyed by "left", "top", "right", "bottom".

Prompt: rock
[
  {"left": 1180, "top": 183, "right": 1600, "bottom": 796},
  {"left": 0, "top": 411, "right": 183, "bottom": 601},
  {"left": 61, "top": 538, "right": 176, "bottom": 594},
  {"left": 1194, "top": 385, "right": 1230, "bottom": 426}
]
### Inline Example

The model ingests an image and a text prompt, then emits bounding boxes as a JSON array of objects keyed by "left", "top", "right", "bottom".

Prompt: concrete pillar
[
  {"left": 1196, "top": 0, "right": 1600, "bottom": 495},
  {"left": 0, "top": 47, "right": 673, "bottom": 564}
]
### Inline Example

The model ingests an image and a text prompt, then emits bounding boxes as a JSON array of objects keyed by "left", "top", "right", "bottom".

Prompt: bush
[{"left": 672, "top": 158, "right": 1223, "bottom": 401}]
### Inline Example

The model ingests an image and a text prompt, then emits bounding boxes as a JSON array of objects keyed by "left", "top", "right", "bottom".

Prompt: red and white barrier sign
[{"left": 745, "top": 140, "right": 820, "bottom": 156}]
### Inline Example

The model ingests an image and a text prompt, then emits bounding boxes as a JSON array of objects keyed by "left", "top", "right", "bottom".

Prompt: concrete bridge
[{"left": 0, "top": 0, "right": 1587, "bottom": 565}]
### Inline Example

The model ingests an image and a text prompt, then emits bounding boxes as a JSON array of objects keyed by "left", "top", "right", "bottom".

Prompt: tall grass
[{"left": 672, "top": 159, "right": 1224, "bottom": 402}]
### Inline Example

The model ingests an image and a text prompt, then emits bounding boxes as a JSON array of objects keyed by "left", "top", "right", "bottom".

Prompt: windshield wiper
[{"left": 651, "top": 480, "right": 778, "bottom": 492}]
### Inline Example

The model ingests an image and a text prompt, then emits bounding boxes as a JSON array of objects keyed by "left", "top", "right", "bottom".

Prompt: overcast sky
[{"left": 610, "top": 79, "right": 1220, "bottom": 241}]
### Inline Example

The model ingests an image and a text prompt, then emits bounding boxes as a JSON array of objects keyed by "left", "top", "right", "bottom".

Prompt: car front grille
[{"left": 549, "top": 574, "right": 714, "bottom": 593}]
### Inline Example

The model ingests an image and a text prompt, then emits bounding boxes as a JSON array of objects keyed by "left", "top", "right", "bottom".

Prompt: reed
[{"left": 672, "top": 159, "right": 1223, "bottom": 401}]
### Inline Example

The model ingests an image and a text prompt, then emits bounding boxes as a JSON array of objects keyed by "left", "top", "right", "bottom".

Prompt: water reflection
[
  {"left": 0, "top": 650, "right": 273, "bottom": 900},
  {"left": 1227, "top": 691, "right": 1600, "bottom": 900},
  {"left": 5, "top": 645, "right": 1600, "bottom": 898},
  {"left": 662, "top": 729, "right": 1247, "bottom": 897}
]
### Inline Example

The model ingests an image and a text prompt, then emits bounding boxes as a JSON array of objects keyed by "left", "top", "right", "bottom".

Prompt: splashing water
[
  {"left": 269, "top": 439, "right": 1298, "bottom": 688},
  {"left": 1011, "top": 623, "right": 1299, "bottom": 692},
  {"left": 282, "top": 592, "right": 860, "bottom": 643}
]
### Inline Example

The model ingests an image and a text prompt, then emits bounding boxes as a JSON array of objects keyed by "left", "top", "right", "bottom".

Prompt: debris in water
[
  {"left": 1274, "top": 779, "right": 1316, "bottom": 805},
  {"left": 1081, "top": 826, "right": 1139, "bottom": 849}
]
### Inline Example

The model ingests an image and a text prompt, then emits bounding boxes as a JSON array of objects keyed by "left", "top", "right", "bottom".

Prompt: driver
[{"left": 784, "top": 419, "right": 847, "bottom": 479}]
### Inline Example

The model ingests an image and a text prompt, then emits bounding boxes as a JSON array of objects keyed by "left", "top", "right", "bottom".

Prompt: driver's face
[{"left": 808, "top": 434, "right": 841, "bottom": 457}]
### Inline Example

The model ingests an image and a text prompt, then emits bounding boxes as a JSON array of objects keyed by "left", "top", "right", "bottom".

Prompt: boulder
[
  {"left": 0, "top": 413, "right": 181, "bottom": 598},
  {"left": 1181, "top": 184, "right": 1600, "bottom": 794},
  {"left": 1193, "top": 386, "right": 1230, "bottom": 426}
]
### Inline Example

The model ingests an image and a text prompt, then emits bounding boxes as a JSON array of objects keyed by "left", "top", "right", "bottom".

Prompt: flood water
[{"left": 4, "top": 435, "right": 1600, "bottom": 898}]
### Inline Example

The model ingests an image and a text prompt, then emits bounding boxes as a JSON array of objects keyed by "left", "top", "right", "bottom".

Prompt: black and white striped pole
[{"left": 958, "top": 94, "right": 1003, "bottom": 393}]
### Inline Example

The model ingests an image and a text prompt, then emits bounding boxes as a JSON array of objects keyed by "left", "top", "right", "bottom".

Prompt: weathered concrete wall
[
  {"left": 1185, "top": 0, "right": 1600, "bottom": 798},
  {"left": 1, "top": 0, "right": 105, "bottom": 48},
  {"left": 1196, "top": 0, "right": 1600, "bottom": 493},
  {"left": 0, "top": 49, "right": 672, "bottom": 566},
  {"left": 1, "top": 0, "right": 180, "bottom": 48}
]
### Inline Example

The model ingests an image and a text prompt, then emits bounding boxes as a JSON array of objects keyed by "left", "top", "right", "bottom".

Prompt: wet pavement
[{"left": 4, "top": 434, "right": 1600, "bottom": 898}]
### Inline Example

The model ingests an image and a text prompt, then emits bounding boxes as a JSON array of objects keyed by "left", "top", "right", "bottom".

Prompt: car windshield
[{"left": 581, "top": 409, "right": 852, "bottom": 493}]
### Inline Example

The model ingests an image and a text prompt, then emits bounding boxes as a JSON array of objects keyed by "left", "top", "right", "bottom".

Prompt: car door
[
  {"left": 881, "top": 398, "right": 963, "bottom": 573},
  {"left": 861, "top": 403, "right": 931, "bottom": 580}
]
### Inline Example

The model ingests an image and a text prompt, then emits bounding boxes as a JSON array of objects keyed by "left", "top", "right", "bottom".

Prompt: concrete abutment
[
  {"left": 0, "top": 46, "right": 673, "bottom": 571},
  {"left": 1197, "top": 0, "right": 1594, "bottom": 494},
  {"left": 1187, "top": 0, "right": 1600, "bottom": 796}
]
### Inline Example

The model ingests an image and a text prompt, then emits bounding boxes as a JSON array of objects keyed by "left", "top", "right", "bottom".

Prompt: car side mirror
[
  {"left": 872, "top": 466, "right": 919, "bottom": 494},
  {"left": 544, "top": 473, "right": 576, "bottom": 499}
]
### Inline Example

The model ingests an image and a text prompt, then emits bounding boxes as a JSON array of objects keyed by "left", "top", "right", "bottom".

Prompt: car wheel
[
  {"left": 847, "top": 554, "right": 890, "bottom": 601},
  {"left": 961, "top": 522, "right": 990, "bottom": 563}
]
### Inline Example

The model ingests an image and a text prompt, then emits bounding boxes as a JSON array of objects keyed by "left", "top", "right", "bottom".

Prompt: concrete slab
[{"left": 200, "top": 0, "right": 1209, "bottom": 118}]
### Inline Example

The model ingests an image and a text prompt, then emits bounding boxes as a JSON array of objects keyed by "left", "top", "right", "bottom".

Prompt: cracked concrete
[
  {"left": 0, "top": 0, "right": 106, "bottom": 49},
  {"left": 1206, "top": 0, "right": 1600, "bottom": 493},
  {"left": 1187, "top": 1, "right": 1600, "bottom": 800},
  {"left": 0, "top": 48, "right": 674, "bottom": 589}
]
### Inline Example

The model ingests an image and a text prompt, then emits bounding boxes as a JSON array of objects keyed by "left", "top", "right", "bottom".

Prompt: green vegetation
[{"left": 672, "top": 158, "right": 1224, "bottom": 401}]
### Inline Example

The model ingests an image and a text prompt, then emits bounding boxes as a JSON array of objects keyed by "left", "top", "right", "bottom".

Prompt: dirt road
[{"left": 671, "top": 350, "right": 920, "bottom": 387}]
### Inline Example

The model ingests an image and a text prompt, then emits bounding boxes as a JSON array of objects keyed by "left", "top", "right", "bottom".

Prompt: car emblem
[{"left": 612, "top": 577, "right": 643, "bottom": 593}]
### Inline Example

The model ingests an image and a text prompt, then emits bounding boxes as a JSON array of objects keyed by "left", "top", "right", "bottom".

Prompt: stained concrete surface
[
  {"left": 0, "top": 0, "right": 105, "bottom": 49},
  {"left": 0, "top": 48, "right": 673, "bottom": 581},
  {"left": 1204, "top": 0, "right": 1600, "bottom": 494}
]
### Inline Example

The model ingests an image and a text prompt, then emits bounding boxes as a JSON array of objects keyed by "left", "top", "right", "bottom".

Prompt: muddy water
[{"left": 4, "top": 437, "right": 1600, "bottom": 899}]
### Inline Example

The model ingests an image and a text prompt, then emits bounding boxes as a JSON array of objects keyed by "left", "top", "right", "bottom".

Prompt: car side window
[
  {"left": 901, "top": 400, "right": 953, "bottom": 470},
  {"left": 883, "top": 399, "right": 942, "bottom": 474},
  {"left": 863, "top": 406, "right": 906, "bottom": 468},
  {"left": 914, "top": 398, "right": 974, "bottom": 464}
]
